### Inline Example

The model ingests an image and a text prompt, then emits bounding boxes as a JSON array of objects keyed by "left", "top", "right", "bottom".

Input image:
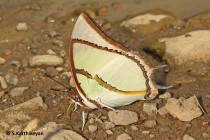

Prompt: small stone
[
  {"left": 184, "top": 123, "right": 191, "bottom": 128},
  {"left": 108, "top": 110, "right": 138, "bottom": 125},
  {"left": 89, "top": 118, "right": 95, "bottom": 124},
  {"left": 10, "top": 87, "right": 29, "bottom": 97},
  {"left": 56, "top": 67, "right": 63, "bottom": 72},
  {"left": 106, "top": 130, "right": 113, "bottom": 135},
  {"left": 52, "top": 99, "right": 58, "bottom": 105},
  {"left": 46, "top": 67, "right": 59, "bottom": 77},
  {"left": 29, "top": 55, "right": 64, "bottom": 66},
  {"left": 4, "top": 50, "right": 11, "bottom": 55},
  {"left": 100, "top": 115, "right": 107, "bottom": 120},
  {"left": 52, "top": 39, "right": 63, "bottom": 46},
  {"left": 116, "top": 133, "right": 132, "bottom": 140},
  {"left": 172, "top": 20, "right": 186, "bottom": 30},
  {"left": 5, "top": 74, "right": 19, "bottom": 86},
  {"left": 159, "top": 92, "right": 171, "bottom": 99},
  {"left": 0, "top": 57, "right": 6, "bottom": 65},
  {"left": 158, "top": 126, "right": 170, "bottom": 132},
  {"left": 0, "top": 91, "right": 5, "bottom": 98},
  {"left": 143, "top": 120, "right": 156, "bottom": 128},
  {"left": 84, "top": 9, "right": 96, "bottom": 19},
  {"left": 203, "top": 133, "right": 210, "bottom": 140},
  {"left": 131, "top": 125, "right": 138, "bottom": 131},
  {"left": 102, "top": 23, "right": 112, "bottom": 31},
  {"left": 60, "top": 49, "right": 67, "bottom": 57},
  {"left": 0, "top": 76, "right": 8, "bottom": 89},
  {"left": 88, "top": 113, "right": 97, "bottom": 118},
  {"left": 143, "top": 103, "right": 157, "bottom": 116},
  {"left": 149, "top": 134, "right": 155, "bottom": 138},
  {"left": 88, "top": 125, "right": 97, "bottom": 133},
  {"left": 2, "top": 98, "right": 7, "bottom": 103},
  {"left": 47, "top": 49, "right": 56, "bottom": 55},
  {"left": 142, "top": 131, "right": 150, "bottom": 134},
  {"left": 16, "top": 22, "right": 28, "bottom": 31},
  {"left": 158, "top": 106, "right": 169, "bottom": 115},
  {"left": 62, "top": 72, "right": 71, "bottom": 78},
  {"left": 103, "top": 121, "right": 115, "bottom": 130},
  {"left": 48, "top": 31, "right": 59, "bottom": 37},
  {"left": 95, "top": 118, "right": 103, "bottom": 124},
  {"left": 69, "top": 78, "right": 75, "bottom": 87},
  {"left": 183, "top": 134, "right": 196, "bottom": 140},
  {"left": 166, "top": 96, "right": 202, "bottom": 121},
  {"left": 11, "top": 60, "right": 20, "bottom": 66}
]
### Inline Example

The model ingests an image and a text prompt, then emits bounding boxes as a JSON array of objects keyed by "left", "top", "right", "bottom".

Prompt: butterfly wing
[{"left": 70, "top": 13, "right": 158, "bottom": 108}]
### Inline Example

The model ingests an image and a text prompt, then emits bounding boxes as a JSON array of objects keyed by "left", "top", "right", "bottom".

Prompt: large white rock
[
  {"left": 165, "top": 96, "right": 202, "bottom": 121},
  {"left": 159, "top": 30, "right": 210, "bottom": 65},
  {"left": 121, "top": 14, "right": 167, "bottom": 27}
]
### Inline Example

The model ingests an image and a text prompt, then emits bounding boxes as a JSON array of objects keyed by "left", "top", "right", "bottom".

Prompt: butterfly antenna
[{"left": 44, "top": 73, "right": 70, "bottom": 90}]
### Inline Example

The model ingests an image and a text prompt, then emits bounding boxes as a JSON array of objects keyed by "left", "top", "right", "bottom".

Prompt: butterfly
[{"left": 69, "top": 13, "right": 171, "bottom": 110}]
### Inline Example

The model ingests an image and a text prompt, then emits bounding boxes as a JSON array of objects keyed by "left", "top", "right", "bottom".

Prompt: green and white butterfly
[{"left": 69, "top": 13, "right": 171, "bottom": 110}]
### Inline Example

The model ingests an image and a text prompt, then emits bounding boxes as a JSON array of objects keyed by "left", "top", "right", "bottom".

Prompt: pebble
[
  {"left": 103, "top": 121, "right": 115, "bottom": 130},
  {"left": 131, "top": 125, "right": 138, "bottom": 131},
  {"left": 60, "top": 49, "right": 67, "bottom": 57},
  {"left": 48, "top": 31, "right": 59, "bottom": 37},
  {"left": 157, "top": 126, "right": 170, "bottom": 132},
  {"left": 4, "top": 50, "right": 11, "bottom": 55},
  {"left": 52, "top": 39, "right": 63, "bottom": 46},
  {"left": 166, "top": 96, "right": 202, "bottom": 121},
  {"left": 11, "top": 60, "right": 20, "bottom": 66},
  {"left": 56, "top": 67, "right": 63, "bottom": 72},
  {"left": 0, "top": 91, "right": 5, "bottom": 98},
  {"left": 143, "top": 120, "right": 157, "bottom": 128},
  {"left": 157, "top": 118, "right": 171, "bottom": 126},
  {"left": 143, "top": 103, "right": 157, "bottom": 116},
  {"left": 108, "top": 110, "right": 138, "bottom": 125},
  {"left": 183, "top": 134, "right": 196, "bottom": 140},
  {"left": 184, "top": 123, "right": 192, "bottom": 128},
  {"left": 69, "top": 78, "right": 75, "bottom": 87},
  {"left": 157, "top": 106, "right": 169, "bottom": 115},
  {"left": 25, "top": 4, "right": 41, "bottom": 10},
  {"left": 88, "top": 113, "right": 97, "bottom": 118},
  {"left": 159, "top": 92, "right": 171, "bottom": 99},
  {"left": 16, "top": 22, "right": 28, "bottom": 31},
  {"left": 116, "top": 133, "right": 132, "bottom": 140},
  {"left": 45, "top": 67, "right": 59, "bottom": 77},
  {"left": 0, "top": 76, "right": 8, "bottom": 89},
  {"left": 0, "top": 57, "right": 6, "bottom": 65},
  {"left": 88, "top": 125, "right": 97, "bottom": 133},
  {"left": 84, "top": 9, "right": 96, "bottom": 19},
  {"left": 29, "top": 55, "right": 64, "bottom": 66},
  {"left": 142, "top": 131, "right": 150, "bottom": 134},
  {"left": 89, "top": 118, "right": 95, "bottom": 124},
  {"left": 62, "top": 72, "right": 71, "bottom": 78},
  {"left": 10, "top": 87, "right": 29, "bottom": 97},
  {"left": 149, "top": 134, "right": 155, "bottom": 138},
  {"left": 2, "top": 98, "right": 7, "bottom": 103},
  {"left": 5, "top": 74, "right": 18, "bottom": 86},
  {"left": 203, "top": 133, "right": 210, "bottom": 140},
  {"left": 47, "top": 49, "right": 56, "bottom": 55},
  {"left": 172, "top": 20, "right": 186, "bottom": 29},
  {"left": 106, "top": 130, "right": 113, "bottom": 135}
]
